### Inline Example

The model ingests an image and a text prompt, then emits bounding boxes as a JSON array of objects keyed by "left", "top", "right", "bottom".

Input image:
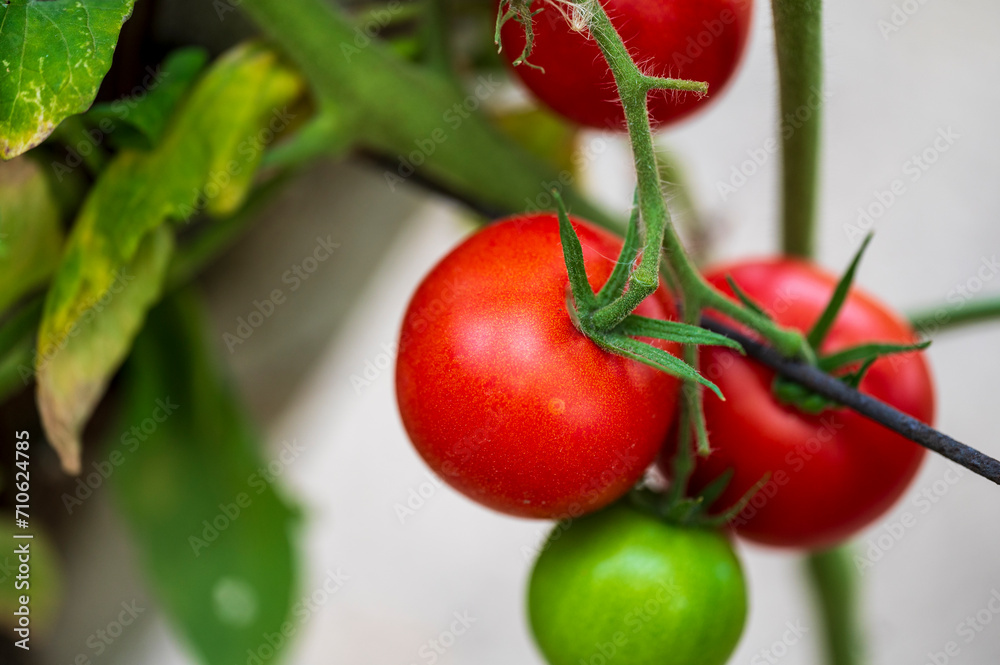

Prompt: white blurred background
[{"left": 43, "top": 0, "right": 1000, "bottom": 663}]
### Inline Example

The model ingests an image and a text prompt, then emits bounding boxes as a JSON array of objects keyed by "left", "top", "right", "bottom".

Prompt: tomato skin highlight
[
  {"left": 499, "top": 0, "right": 754, "bottom": 130},
  {"left": 528, "top": 504, "right": 747, "bottom": 665},
  {"left": 662, "top": 259, "right": 935, "bottom": 549},
  {"left": 395, "top": 215, "right": 680, "bottom": 519}
]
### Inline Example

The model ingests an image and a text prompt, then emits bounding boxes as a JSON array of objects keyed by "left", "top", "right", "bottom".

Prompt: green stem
[
  {"left": 421, "top": 0, "right": 453, "bottom": 76},
  {"left": 573, "top": 0, "right": 809, "bottom": 363},
  {"left": 772, "top": 0, "right": 823, "bottom": 258},
  {"left": 909, "top": 295, "right": 1000, "bottom": 335},
  {"left": 240, "top": 0, "right": 616, "bottom": 230},
  {"left": 806, "top": 547, "right": 864, "bottom": 665}
]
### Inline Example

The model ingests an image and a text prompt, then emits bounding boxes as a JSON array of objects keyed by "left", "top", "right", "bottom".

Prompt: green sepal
[
  {"left": 618, "top": 314, "right": 745, "bottom": 352},
  {"left": 594, "top": 332, "right": 724, "bottom": 400},
  {"left": 725, "top": 274, "right": 770, "bottom": 319},
  {"left": 704, "top": 473, "right": 772, "bottom": 527},
  {"left": 818, "top": 340, "right": 931, "bottom": 373},
  {"left": 807, "top": 233, "right": 874, "bottom": 348},
  {"left": 595, "top": 190, "right": 641, "bottom": 308},
  {"left": 553, "top": 190, "right": 597, "bottom": 312}
]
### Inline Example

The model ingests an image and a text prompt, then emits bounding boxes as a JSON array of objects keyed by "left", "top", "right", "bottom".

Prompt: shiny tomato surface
[
  {"left": 663, "top": 259, "right": 935, "bottom": 549},
  {"left": 396, "top": 214, "right": 681, "bottom": 518},
  {"left": 499, "top": 0, "right": 753, "bottom": 129}
]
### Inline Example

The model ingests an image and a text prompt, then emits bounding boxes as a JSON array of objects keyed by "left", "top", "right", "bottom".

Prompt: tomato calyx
[
  {"left": 728, "top": 233, "right": 931, "bottom": 415},
  {"left": 553, "top": 192, "right": 742, "bottom": 398},
  {"left": 629, "top": 469, "right": 770, "bottom": 529}
]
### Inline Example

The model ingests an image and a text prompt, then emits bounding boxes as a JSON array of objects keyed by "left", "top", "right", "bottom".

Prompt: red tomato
[
  {"left": 396, "top": 214, "right": 681, "bottom": 519},
  {"left": 660, "top": 260, "right": 934, "bottom": 549},
  {"left": 499, "top": 0, "right": 753, "bottom": 130}
]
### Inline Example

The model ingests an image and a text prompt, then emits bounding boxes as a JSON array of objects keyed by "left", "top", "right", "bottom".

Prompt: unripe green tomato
[{"left": 528, "top": 504, "right": 747, "bottom": 665}]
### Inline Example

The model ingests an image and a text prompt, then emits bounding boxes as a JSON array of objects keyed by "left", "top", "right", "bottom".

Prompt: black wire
[{"left": 701, "top": 315, "right": 1000, "bottom": 486}]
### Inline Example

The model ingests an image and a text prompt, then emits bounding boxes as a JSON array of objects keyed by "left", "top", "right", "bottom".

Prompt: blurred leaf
[
  {"left": 38, "top": 227, "right": 173, "bottom": 473},
  {"left": 0, "top": 518, "right": 63, "bottom": 634},
  {"left": 0, "top": 298, "right": 42, "bottom": 404},
  {"left": 0, "top": 157, "right": 64, "bottom": 315},
  {"left": 112, "top": 290, "right": 298, "bottom": 665},
  {"left": 493, "top": 107, "right": 578, "bottom": 175},
  {"left": 0, "top": 0, "right": 136, "bottom": 159},
  {"left": 36, "top": 42, "right": 304, "bottom": 472},
  {"left": 85, "top": 47, "right": 209, "bottom": 150}
]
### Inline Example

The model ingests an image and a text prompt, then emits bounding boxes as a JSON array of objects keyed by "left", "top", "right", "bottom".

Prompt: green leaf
[
  {"left": 84, "top": 47, "right": 209, "bottom": 150},
  {"left": 554, "top": 190, "right": 597, "bottom": 311},
  {"left": 111, "top": 291, "right": 300, "bottom": 665},
  {"left": 0, "top": 156, "right": 64, "bottom": 315},
  {"left": 596, "top": 333, "right": 724, "bottom": 400},
  {"left": 807, "top": 233, "right": 873, "bottom": 348},
  {"left": 35, "top": 42, "right": 303, "bottom": 471},
  {"left": 595, "top": 190, "right": 640, "bottom": 308},
  {"left": 619, "top": 314, "right": 745, "bottom": 352},
  {"left": 0, "top": 297, "right": 41, "bottom": 404},
  {"left": 725, "top": 275, "right": 769, "bottom": 320},
  {"left": 0, "top": 0, "right": 136, "bottom": 159},
  {"left": 818, "top": 340, "right": 931, "bottom": 373},
  {"left": 37, "top": 227, "right": 173, "bottom": 473}
]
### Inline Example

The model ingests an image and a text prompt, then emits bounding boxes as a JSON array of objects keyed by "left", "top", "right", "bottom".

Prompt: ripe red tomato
[
  {"left": 661, "top": 260, "right": 934, "bottom": 549},
  {"left": 499, "top": 0, "right": 753, "bottom": 130},
  {"left": 396, "top": 214, "right": 681, "bottom": 519}
]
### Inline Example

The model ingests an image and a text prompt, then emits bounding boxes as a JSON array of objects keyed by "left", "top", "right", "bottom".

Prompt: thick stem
[
  {"left": 806, "top": 547, "right": 864, "bottom": 665},
  {"left": 772, "top": 0, "right": 823, "bottom": 258},
  {"left": 240, "top": 0, "right": 617, "bottom": 230},
  {"left": 909, "top": 295, "right": 1000, "bottom": 335}
]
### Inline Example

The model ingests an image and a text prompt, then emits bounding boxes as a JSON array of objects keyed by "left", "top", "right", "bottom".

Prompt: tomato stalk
[
  {"left": 908, "top": 294, "right": 1000, "bottom": 335},
  {"left": 806, "top": 547, "right": 864, "bottom": 665},
  {"left": 559, "top": 0, "right": 812, "bottom": 363},
  {"left": 773, "top": 0, "right": 824, "bottom": 258}
]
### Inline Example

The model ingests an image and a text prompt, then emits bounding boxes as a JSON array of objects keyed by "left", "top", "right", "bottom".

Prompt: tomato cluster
[
  {"left": 393, "top": 2, "right": 937, "bottom": 663},
  {"left": 395, "top": 218, "right": 933, "bottom": 663}
]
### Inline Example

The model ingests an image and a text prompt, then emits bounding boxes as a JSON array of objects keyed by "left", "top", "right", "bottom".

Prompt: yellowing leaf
[
  {"left": 0, "top": 0, "right": 136, "bottom": 158},
  {"left": 36, "top": 42, "right": 304, "bottom": 472}
]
